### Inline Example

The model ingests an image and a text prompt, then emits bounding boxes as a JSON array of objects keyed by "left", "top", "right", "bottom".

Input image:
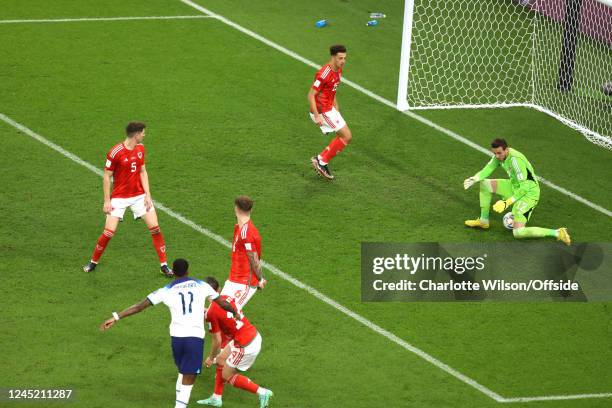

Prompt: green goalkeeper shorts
[{"left": 494, "top": 179, "right": 539, "bottom": 224}]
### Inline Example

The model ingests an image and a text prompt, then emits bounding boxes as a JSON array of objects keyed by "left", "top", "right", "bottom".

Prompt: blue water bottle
[
  {"left": 315, "top": 19, "right": 327, "bottom": 28},
  {"left": 366, "top": 19, "right": 379, "bottom": 27}
]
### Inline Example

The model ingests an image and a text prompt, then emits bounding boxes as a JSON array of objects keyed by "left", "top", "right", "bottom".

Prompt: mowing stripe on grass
[
  {"left": 0, "top": 112, "right": 504, "bottom": 403},
  {"left": 177, "top": 0, "right": 611, "bottom": 219},
  {"left": 0, "top": 15, "right": 212, "bottom": 24}
]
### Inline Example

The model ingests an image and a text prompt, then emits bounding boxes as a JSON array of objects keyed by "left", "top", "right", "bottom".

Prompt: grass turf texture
[{"left": 1, "top": 1, "right": 611, "bottom": 407}]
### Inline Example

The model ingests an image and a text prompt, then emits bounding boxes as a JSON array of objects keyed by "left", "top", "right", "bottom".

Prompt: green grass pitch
[{"left": 0, "top": 1, "right": 611, "bottom": 407}]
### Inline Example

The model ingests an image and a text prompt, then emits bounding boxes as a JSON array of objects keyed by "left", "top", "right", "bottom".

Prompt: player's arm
[
  {"left": 99, "top": 298, "right": 152, "bottom": 331},
  {"left": 464, "top": 157, "right": 499, "bottom": 189},
  {"left": 308, "top": 88, "right": 324, "bottom": 126},
  {"left": 103, "top": 169, "right": 113, "bottom": 213},
  {"left": 204, "top": 331, "right": 223, "bottom": 368},
  {"left": 212, "top": 297, "right": 239, "bottom": 319},
  {"left": 139, "top": 164, "right": 153, "bottom": 211},
  {"left": 246, "top": 251, "right": 266, "bottom": 289}
]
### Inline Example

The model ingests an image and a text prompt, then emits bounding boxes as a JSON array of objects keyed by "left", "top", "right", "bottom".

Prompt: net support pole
[
  {"left": 397, "top": 0, "right": 415, "bottom": 111},
  {"left": 557, "top": 0, "right": 584, "bottom": 92}
]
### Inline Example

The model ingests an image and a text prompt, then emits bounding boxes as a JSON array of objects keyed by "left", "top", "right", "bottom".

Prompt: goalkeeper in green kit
[{"left": 463, "top": 138, "right": 571, "bottom": 245}]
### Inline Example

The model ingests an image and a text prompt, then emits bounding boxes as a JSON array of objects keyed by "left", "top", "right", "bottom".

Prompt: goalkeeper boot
[
  {"left": 83, "top": 261, "right": 97, "bottom": 273},
  {"left": 557, "top": 228, "right": 571, "bottom": 246},
  {"left": 258, "top": 389, "right": 274, "bottom": 408},
  {"left": 160, "top": 264, "right": 174, "bottom": 278},
  {"left": 196, "top": 396, "right": 222, "bottom": 407},
  {"left": 464, "top": 219, "right": 490, "bottom": 229}
]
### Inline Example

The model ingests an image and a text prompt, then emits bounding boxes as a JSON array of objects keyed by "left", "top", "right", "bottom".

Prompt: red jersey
[
  {"left": 229, "top": 220, "right": 261, "bottom": 286},
  {"left": 105, "top": 143, "right": 145, "bottom": 199},
  {"left": 311, "top": 64, "right": 342, "bottom": 113},
  {"left": 206, "top": 297, "right": 258, "bottom": 347}
]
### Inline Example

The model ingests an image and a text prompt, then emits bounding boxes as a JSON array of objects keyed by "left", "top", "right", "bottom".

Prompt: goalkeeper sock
[
  {"left": 479, "top": 181, "right": 493, "bottom": 221},
  {"left": 513, "top": 227, "right": 557, "bottom": 239},
  {"left": 91, "top": 228, "right": 115, "bottom": 263},
  {"left": 320, "top": 136, "right": 348, "bottom": 164}
]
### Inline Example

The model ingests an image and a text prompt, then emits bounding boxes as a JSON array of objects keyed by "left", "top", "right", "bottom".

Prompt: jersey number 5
[
  {"left": 130, "top": 162, "right": 137, "bottom": 172},
  {"left": 179, "top": 291, "right": 194, "bottom": 315}
]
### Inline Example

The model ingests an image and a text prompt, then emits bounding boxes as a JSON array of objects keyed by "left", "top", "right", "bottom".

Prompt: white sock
[
  {"left": 256, "top": 387, "right": 267, "bottom": 395},
  {"left": 175, "top": 384, "right": 192, "bottom": 407},
  {"left": 175, "top": 374, "right": 183, "bottom": 398},
  {"left": 212, "top": 393, "right": 222, "bottom": 400},
  {"left": 317, "top": 155, "right": 327, "bottom": 165}
]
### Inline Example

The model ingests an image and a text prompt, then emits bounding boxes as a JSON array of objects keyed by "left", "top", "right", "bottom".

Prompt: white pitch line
[
  {"left": 0, "top": 112, "right": 503, "bottom": 403},
  {"left": 178, "top": 0, "right": 611, "bottom": 219},
  {"left": 0, "top": 15, "right": 213, "bottom": 24},
  {"left": 501, "top": 392, "right": 612, "bottom": 403}
]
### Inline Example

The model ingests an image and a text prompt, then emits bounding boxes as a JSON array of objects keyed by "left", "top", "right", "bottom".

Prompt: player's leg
[
  {"left": 83, "top": 214, "right": 121, "bottom": 272},
  {"left": 222, "top": 335, "right": 273, "bottom": 407},
  {"left": 221, "top": 281, "right": 257, "bottom": 310},
  {"left": 174, "top": 337, "right": 203, "bottom": 408},
  {"left": 511, "top": 199, "right": 571, "bottom": 245},
  {"left": 197, "top": 345, "right": 230, "bottom": 406},
  {"left": 139, "top": 200, "right": 172, "bottom": 276},
  {"left": 465, "top": 179, "right": 512, "bottom": 229}
]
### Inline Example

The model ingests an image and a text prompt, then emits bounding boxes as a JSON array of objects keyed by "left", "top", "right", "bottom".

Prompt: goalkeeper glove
[
  {"left": 493, "top": 197, "right": 515, "bottom": 213},
  {"left": 463, "top": 176, "right": 479, "bottom": 190}
]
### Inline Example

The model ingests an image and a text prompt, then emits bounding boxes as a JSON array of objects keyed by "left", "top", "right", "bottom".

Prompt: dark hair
[
  {"left": 234, "top": 195, "right": 254, "bottom": 212},
  {"left": 330, "top": 44, "right": 347, "bottom": 55},
  {"left": 126, "top": 121, "right": 146, "bottom": 137},
  {"left": 491, "top": 138, "right": 508, "bottom": 149},
  {"left": 204, "top": 276, "right": 220, "bottom": 291},
  {"left": 172, "top": 258, "right": 189, "bottom": 277}
]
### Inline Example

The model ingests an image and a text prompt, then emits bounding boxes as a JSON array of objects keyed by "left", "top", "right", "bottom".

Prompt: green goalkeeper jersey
[{"left": 476, "top": 148, "right": 540, "bottom": 201}]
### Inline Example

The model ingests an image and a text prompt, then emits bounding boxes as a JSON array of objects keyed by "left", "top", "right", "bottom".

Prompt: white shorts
[
  {"left": 310, "top": 107, "right": 346, "bottom": 134},
  {"left": 220, "top": 280, "right": 257, "bottom": 310},
  {"left": 226, "top": 332, "right": 262, "bottom": 372},
  {"left": 110, "top": 194, "right": 150, "bottom": 220}
]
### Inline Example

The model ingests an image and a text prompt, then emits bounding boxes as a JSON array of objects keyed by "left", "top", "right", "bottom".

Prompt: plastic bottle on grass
[
  {"left": 366, "top": 20, "right": 379, "bottom": 27},
  {"left": 315, "top": 19, "right": 327, "bottom": 28}
]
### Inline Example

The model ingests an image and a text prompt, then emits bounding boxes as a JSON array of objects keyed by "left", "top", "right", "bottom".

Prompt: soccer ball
[
  {"left": 503, "top": 212, "right": 514, "bottom": 230},
  {"left": 603, "top": 82, "right": 612, "bottom": 96}
]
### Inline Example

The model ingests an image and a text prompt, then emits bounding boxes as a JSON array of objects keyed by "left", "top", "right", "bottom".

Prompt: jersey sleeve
[
  {"left": 200, "top": 282, "right": 220, "bottom": 301},
  {"left": 147, "top": 287, "right": 168, "bottom": 306},
  {"left": 207, "top": 312, "right": 221, "bottom": 334},
  {"left": 312, "top": 70, "right": 328, "bottom": 92},
  {"left": 475, "top": 156, "right": 500, "bottom": 180},
  {"left": 105, "top": 150, "right": 117, "bottom": 171},
  {"left": 244, "top": 229, "right": 257, "bottom": 252}
]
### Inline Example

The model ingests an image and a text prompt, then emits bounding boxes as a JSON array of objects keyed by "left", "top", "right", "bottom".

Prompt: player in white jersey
[{"left": 100, "top": 258, "right": 238, "bottom": 408}]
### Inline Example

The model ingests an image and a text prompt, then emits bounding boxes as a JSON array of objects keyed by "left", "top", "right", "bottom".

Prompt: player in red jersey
[
  {"left": 196, "top": 279, "right": 273, "bottom": 408},
  {"left": 309, "top": 44, "right": 351, "bottom": 180},
  {"left": 83, "top": 122, "right": 172, "bottom": 277},
  {"left": 220, "top": 195, "right": 266, "bottom": 309}
]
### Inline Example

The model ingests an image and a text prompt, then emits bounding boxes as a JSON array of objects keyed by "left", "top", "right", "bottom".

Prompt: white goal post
[{"left": 396, "top": 0, "right": 612, "bottom": 149}]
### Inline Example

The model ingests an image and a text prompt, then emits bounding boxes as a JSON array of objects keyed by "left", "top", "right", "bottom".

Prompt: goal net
[{"left": 397, "top": 0, "right": 612, "bottom": 149}]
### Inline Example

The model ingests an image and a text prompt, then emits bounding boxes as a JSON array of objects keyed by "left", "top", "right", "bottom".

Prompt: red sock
[
  {"left": 149, "top": 225, "right": 167, "bottom": 264},
  {"left": 214, "top": 366, "right": 225, "bottom": 395},
  {"left": 91, "top": 228, "right": 115, "bottom": 263},
  {"left": 228, "top": 374, "right": 259, "bottom": 394},
  {"left": 319, "top": 136, "right": 348, "bottom": 164}
]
